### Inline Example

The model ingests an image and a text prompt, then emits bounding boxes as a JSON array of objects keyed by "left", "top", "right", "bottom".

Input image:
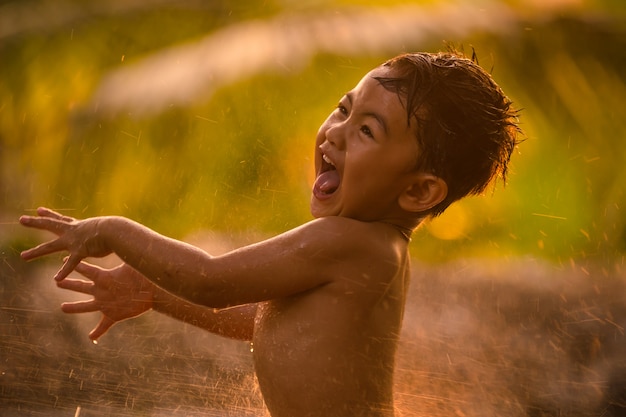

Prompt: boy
[{"left": 20, "top": 51, "right": 520, "bottom": 417}]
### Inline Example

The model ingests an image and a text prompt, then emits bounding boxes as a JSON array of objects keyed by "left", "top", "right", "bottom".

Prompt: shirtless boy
[{"left": 20, "top": 51, "right": 520, "bottom": 417}]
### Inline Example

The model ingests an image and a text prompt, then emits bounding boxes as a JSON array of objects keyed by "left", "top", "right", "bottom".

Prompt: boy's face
[{"left": 311, "top": 66, "right": 421, "bottom": 222}]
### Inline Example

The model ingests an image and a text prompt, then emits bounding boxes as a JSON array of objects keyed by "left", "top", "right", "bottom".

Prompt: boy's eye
[
  {"left": 337, "top": 104, "right": 348, "bottom": 115},
  {"left": 361, "top": 125, "right": 373, "bottom": 138}
]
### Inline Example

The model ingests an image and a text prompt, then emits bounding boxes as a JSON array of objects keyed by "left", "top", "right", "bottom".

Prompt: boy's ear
[{"left": 398, "top": 173, "right": 448, "bottom": 213}]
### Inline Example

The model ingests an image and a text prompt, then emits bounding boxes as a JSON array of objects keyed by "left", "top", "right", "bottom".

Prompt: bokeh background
[{"left": 1, "top": 0, "right": 626, "bottom": 416}]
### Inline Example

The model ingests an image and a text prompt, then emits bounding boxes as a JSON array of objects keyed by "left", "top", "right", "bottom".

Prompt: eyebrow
[{"left": 345, "top": 92, "right": 389, "bottom": 136}]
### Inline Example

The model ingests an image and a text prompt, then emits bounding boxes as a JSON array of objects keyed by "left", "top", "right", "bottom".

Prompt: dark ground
[{"left": 1, "top": 249, "right": 625, "bottom": 416}]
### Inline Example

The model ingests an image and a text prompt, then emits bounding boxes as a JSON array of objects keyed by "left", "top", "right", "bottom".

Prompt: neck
[{"left": 381, "top": 221, "right": 414, "bottom": 242}]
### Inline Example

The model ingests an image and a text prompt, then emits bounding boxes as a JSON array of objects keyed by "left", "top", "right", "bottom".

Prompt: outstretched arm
[
  {"left": 20, "top": 207, "right": 385, "bottom": 309},
  {"left": 60, "top": 261, "right": 255, "bottom": 341},
  {"left": 20, "top": 207, "right": 340, "bottom": 308}
]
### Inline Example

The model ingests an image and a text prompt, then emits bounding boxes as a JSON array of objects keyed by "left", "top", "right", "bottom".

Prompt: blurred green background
[
  {"left": 2, "top": 1, "right": 626, "bottom": 416},
  {"left": 2, "top": 0, "right": 626, "bottom": 262}
]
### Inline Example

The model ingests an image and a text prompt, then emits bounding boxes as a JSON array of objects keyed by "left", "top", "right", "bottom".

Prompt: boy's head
[{"left": 375, "top": 51, "right": 521, "bottom": 217}]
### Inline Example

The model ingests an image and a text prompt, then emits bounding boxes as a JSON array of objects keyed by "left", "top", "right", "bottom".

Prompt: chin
[
  {"left": 309, "top": 199, "right": 335, "bottom": 219},
  {"left": 309, "top": 205, "right": 324, "bottom": 219}
]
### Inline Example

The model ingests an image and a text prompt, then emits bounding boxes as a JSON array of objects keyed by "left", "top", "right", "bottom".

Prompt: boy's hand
[
  {"left": 57, "top": 261, "right": 154, "bottom": 341},
  {"left": 20, "top": 207, "right": 111, "bottom": 281}
]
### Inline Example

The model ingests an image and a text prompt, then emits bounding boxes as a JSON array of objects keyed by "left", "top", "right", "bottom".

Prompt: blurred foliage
[{"left": 1, "top": 0, "right": 626, "bottom": 265}]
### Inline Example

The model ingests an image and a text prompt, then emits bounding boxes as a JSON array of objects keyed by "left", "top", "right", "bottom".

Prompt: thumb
[
  {"left": 54, "top": 254, "right": 83, "bottom": 281},
  {"left": 89, "top": 315, "right": 116, "bottom": 342}
]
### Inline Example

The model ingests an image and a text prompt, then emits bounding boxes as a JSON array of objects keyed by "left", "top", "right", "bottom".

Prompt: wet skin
[
  {"left": 311, "top": 67, "right": 421, "bottom": 225},
  {"left": 20, "top": 66, "right": 443, "bottom": 417}
]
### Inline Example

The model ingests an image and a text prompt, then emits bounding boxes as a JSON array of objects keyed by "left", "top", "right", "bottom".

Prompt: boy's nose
[{"left": 324, "top": 122, "right": 346, "bottom": 150}]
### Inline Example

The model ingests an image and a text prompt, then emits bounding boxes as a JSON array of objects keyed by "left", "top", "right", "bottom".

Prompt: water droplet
[
  {"left": 92, "top": 339, "right": 98, "bottom": 345},
  {"left": 249, "top": 342, "right": 254, "bottom": 353}
]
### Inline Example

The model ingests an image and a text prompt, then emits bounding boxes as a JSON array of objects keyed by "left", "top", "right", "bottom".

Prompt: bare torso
[{"left": 252, "top": 243, "right": 409, "bottom": 417}]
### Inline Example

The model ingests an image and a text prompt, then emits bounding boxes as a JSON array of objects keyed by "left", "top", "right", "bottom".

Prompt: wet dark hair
[{"left": 374, "top": 50, "right": 521, "bottom": 217}]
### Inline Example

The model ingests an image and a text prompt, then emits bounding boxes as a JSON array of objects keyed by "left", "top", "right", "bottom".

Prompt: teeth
[{"left": 322, "top": 154, "right": 334, "bottom": 166}]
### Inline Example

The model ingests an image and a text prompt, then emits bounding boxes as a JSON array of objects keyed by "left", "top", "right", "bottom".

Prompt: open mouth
[{"left": 313, "top": 152, "right": 340, "bottom": 198}]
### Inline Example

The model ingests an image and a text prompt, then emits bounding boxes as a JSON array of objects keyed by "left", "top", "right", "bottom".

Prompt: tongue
[{"left": 314, "top": 170, "right": 340, "bottom": 195}]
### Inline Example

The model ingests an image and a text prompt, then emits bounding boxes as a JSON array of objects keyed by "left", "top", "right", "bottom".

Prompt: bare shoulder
[
  {"left": 293, "top": 217, "right": 409, "bottom": 284},
  {"left": 296, "top": 216, "right": 405, "bottom": 253}
]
